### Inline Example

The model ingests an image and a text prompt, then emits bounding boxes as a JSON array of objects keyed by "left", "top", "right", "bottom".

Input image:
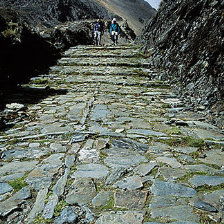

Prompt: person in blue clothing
[
  {"left": 94, "top": 19, "right": 102, "bottom": 46},
  {"left": 110, "top": 18, "right": 120, "bottom": 45}
]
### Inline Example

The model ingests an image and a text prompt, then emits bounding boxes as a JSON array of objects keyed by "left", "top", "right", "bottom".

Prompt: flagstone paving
[{"left": 0, "top": 45, "right": 224, "bottom": 223}]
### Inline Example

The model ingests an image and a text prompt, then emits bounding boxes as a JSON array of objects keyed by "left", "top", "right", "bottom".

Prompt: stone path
[{"left": 1, "top": 45, "right": 224, "bottom": 223}]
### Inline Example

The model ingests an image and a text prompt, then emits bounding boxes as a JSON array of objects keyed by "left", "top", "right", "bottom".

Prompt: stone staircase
[{"left": 0, "top": 45, "right": 224, "bottom": 223}]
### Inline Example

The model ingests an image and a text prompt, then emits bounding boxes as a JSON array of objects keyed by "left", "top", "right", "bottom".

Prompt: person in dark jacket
[
  {"left": 110, "top": 18, "right": 120, "bottom": 45},
  {"left": 94, "top": 19, "right": 102, "bottom": 46}
]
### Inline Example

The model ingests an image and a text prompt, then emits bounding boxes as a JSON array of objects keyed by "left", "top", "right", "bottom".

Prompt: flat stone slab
[
  {"left": 148, "top": 142, "right": 169, "bottom": 154},
  {"left": 172, "top": 147, "right": 198, "bottom": 155},
  {"left": 92, "top": 191, "right": 112, "bottom": 207},
  {"left": 104, "top": 147, "right": 147, "bottom": 168},
  {"left": 158, "top": 167, "right": 187, "bottom": 181},
  {"left": 134, "top": 162, "right": 157, "bottom": 176},
  {"left": 113, "top": 176, "right": 143, "bottom": 190},
  {"left": 189, "top": 175, "right": 224, "bottom": 188},
  {"left": 27, "top": 188, "right": 48, "bottom": 223},
  {"left": 0, "top": 173, "right": 24, "bottom": 182},
  {"left": 42, "top": 194, "right": 58, "bottom": 219},
  {"left": 156, "top": 157, "right": 182, "bottom": 168},
  {"left": 105, "top": 167, "right": 128, "bottom": 185},
  {"left": 178, "top": 155, "right": 195, "bottom": 164},
  {"left": 66, "top": 178, "right": 96, "bottom": 205},
  {"left": 0, "top": 161, "right": 39, "bottom": 176},
  {"left": 193, "top": 201, "right": 218, "bottom": 212},
  {"left": 41, "top": 124, "right": 73, "bottom": 134},
  {"left": 188, "top": 128, "right": 224, "bottom": 140},
  {"left": 90, "top": 105, "right": 110, "bottom": 121},
  {"left": 190, "top": 189, "right": 224, "bottom": 210},
  {"left": 149, "top": 195, "right": 187, "bottom": 209},
  {"left": 95, "top": 211, "right": 145, "bottom": 224},
  {"left": 71, "top": 133, "right": 89, "bottom": 143},
  {"left": 50, "top": 143, "right": 67, "bottom": 152},
  {"left": 114, "top": 190, "right": 148, "bottom": 209},
  {"left": 0, "top": 182, "right": 13, "bottom": 194},
  {"left": 53, "top": 207, "right": 78, "bottom": 224},
  {"left": 150, "top": 180, "right": 197, "bottom": 197},
  {"left": 184, "top": 164, "right": 218, "bottom": 173},
  {"left": 111, "top": 138, "right": 148, "bottom": 153},
  {"left": 199, "top": 148, "right": 224, "bottom": 167},
  {"left": 151, "top": 205, "right": 200, "bottom": 222},
  {"left": 71, "top": 164, "right": 109, "bottom": 179},
  {"left": 170, "top": 222, "right": 200, "bottom": 224},
  {"left": 78, "top": 149, "right": 100, "bottom": 163},
  {"left": 127, "top": 129, "right": 166, "bottom": 137}
]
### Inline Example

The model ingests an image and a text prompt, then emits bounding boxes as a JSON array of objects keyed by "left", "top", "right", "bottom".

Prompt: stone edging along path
[{"left": 0, "top": 45, "right": 224, "bottom": 223}]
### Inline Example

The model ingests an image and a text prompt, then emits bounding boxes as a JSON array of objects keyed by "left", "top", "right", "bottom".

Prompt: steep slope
[
  {"left": 141, "top": 0, "right": 224, "bottom": 126},
  {"left": 0, "top": 0, "right": 114, "bottom": 28},
  {"left": 0, "top": 0, "right": 156, "bottom": 33},
  {"left": 96, "top": 0, "right": 156, "bottom": 35}
]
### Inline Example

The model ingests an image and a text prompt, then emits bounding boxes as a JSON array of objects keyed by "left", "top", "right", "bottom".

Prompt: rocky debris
[
  {"left": 140, "top": 0, "right": 224, "bottom": 127},
  {"left": 0, "top": 45, "right": 224, "bottom": 223}
]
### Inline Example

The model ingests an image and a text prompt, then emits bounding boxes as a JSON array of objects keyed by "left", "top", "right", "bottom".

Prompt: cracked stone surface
[{"left": 0, "top": 45, "right": 224, "bottom": 223}]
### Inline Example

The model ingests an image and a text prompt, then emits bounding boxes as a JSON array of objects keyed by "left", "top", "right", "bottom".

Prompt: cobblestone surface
[{"left": 0, "top": 45, "right": 224, "bottom": 223}]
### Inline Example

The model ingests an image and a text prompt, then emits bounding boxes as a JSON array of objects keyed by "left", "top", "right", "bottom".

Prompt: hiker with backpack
[
  {"left": 93, "top": 19, "right": 103, "bottom": 46},
  {"left": 110, "top": 18, "right": 120, "bottom": 45}
]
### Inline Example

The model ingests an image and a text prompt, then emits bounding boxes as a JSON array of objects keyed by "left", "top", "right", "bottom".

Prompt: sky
[{"left": 144, "top": 0, "right": 162, "bottom": 9}]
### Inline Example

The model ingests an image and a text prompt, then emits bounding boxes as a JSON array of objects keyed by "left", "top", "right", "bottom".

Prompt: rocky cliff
[
  {"left": 0, "top": 0, "right": 156, "bottom": 31},
  {"left": 141, "top": 0, "right": 224, "bottom": 126},
  {"left": 0, "top": 0, "right": 114, "bottom": 28}
]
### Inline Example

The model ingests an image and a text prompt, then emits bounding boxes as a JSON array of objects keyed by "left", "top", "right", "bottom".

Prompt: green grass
[
  {"left": 166, "top": 127, "right": 182, "bottom": 135},
  {"left": 196, "top": 183, "right": 224, "bottom": 193},
  {"left": 182, "top": 137, "right": 205, "bottom": 148},
  {"left": 32, "top": 215, "right": 53, "bottom": 224},
  {"left": 159, "top": 137, "right": 205, "bottom": 148},
  {"left": 54, "top": 200, "right": 69, "bottom": 217},
  {"left": 8, "top": 176, "right": 28, "bottom": 192},
  {"left": 31, "top": 79, "right": 48, "bottom": 84},
  {"left": 2, "top": 29, "right": 17, "bottom": 38}
]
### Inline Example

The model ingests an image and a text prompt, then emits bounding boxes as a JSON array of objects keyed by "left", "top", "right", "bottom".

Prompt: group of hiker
[{"left": 93, "top": 18, "right": 120, "bottom": 46}]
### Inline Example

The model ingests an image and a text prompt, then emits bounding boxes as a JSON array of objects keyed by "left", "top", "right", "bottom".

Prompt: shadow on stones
[{"left": 0, "top": 86, "right": 68, "bottom": 131}]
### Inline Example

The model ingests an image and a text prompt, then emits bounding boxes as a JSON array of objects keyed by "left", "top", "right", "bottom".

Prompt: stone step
[
  {"left": 57, "top": 58, "right": 151, "bottom": 68},
  {"left": 63, "top": 48, "right": 140, "bottom": 58},
  {"left": 62, "top": 54, "right": 142, "bottom": 58},
  {"left": 50, "top": 65, "right": 153, "bottom": 76}
]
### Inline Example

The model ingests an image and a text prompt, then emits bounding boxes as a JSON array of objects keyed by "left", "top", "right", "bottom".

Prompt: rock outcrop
[
  {"left": 141, "top": 0, "right": 224, "bottom": 126},
  {"left": 0, "top": 9, "right": 59, "bottom": 86},
  {"left": 0, "top": 0, "right": 114, "bottom": 28}
]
